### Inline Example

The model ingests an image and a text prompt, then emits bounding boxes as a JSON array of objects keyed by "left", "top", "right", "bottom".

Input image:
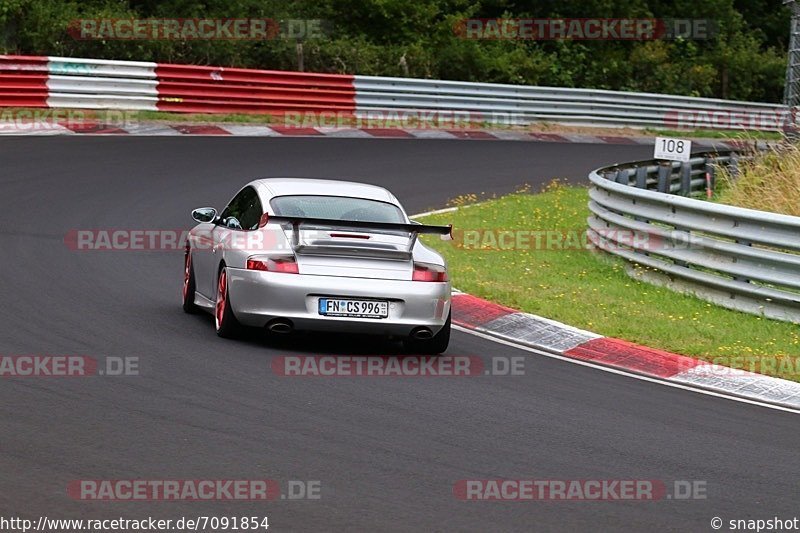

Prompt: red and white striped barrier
[{"left": 0, "top": 55, "right": 356, "bottom": 115}]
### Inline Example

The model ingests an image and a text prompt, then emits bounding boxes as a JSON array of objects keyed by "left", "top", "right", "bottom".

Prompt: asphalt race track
[{"left": 1, "top": 137, "right": 798, "bottom": 531}]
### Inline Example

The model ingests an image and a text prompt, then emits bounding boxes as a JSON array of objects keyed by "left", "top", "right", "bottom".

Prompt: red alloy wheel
[
  {"left": 182, "top": 252, "right": 191, "bottom": 302},
  {"left": 215, "top": 269, "right": 227, "bottom": 330}
]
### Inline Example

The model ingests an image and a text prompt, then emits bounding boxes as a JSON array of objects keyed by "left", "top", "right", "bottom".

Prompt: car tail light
[
  {"left": 412, "top": 262, "right": 448, "bottom": 282},
  {"left": 247, "top": 255, "right": 299, "bottom": 274}
]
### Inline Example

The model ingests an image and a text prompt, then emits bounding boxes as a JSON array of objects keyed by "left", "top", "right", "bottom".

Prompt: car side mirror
[{"left": 191, "top": 207, "right": 217, "bottom": 223}]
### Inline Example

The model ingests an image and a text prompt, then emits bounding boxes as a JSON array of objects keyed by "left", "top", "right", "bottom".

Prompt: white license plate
[{"left": 318, "top": 298, "right": 389, "bottom": 318}]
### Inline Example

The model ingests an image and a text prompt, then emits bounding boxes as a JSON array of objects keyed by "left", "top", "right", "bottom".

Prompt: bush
[{"left": 0, "top": 0, "right": 790, "bottom": 102}]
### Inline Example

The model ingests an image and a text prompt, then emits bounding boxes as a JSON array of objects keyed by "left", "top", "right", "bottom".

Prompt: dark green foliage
[{"left": 0, "top": 0, "right": 789, "bottom": 102}]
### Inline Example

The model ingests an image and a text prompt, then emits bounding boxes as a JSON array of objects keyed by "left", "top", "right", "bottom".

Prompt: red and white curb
[
  {"left": 451, "top": 292, "right": 800, "bottom": 411},
  {"left": 0, "top": 120, "right": 764, "bottom": 150}
]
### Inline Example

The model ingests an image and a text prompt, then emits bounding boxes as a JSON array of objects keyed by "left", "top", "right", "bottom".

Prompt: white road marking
[{"left": 454, "top": 324, "right": 800, "bottom": 415}]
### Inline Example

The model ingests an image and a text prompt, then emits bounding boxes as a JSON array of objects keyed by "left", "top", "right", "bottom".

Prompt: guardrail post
[
  {"left": 635, "top": 166, "right": 648, "bottom": 189},
  {"left": 679, "top": 162, "right": 692, "bottom": 196},
  {"left": 657, "top": 164, "right": 671, "bottom": 193},
  {"left": 729, "top": 153, "right": 740, "bottom": 179},
  {"left": 632, "top": 166, "right": 651, "bottom": 223},
  {"left": 616, "top": 169, "right": 631, "bottom": 186},
  {"left": 603, "top": 170, "right": 619, "bottom": 182},
  {"left": 704, "top": 158, "right": 716, "bottom": 198}
]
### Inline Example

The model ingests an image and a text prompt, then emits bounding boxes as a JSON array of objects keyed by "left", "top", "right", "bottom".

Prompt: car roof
[{"left": 251, "top": 178, "right": 399, "bottom": 204}]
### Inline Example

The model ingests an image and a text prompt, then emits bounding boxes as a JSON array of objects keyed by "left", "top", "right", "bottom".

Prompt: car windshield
[{"left": 270, "top": 195, "right": 405, "bottom": 223}]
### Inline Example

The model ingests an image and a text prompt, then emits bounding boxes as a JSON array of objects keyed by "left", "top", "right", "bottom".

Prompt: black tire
[
  {"left": 182, "top": 248, "right": 199, "bottom": 314},
  {"left": 215, "top": 266, "right": 242, "bottom": 338},
  {"left": 405, "top": 311, "right": 451, "bottom": 355}
]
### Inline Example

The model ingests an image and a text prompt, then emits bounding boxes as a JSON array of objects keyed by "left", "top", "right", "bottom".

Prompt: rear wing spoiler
[
  {"left": 264, "top": 215, "right": 452, "bottom": 236},
  {"left": 260, "top": 214, "right": 452, "bottom": 257}
]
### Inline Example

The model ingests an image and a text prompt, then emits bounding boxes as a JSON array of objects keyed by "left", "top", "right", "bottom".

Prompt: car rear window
[{"left": 270, "top": 195, "right": 405, "bottom": 223}]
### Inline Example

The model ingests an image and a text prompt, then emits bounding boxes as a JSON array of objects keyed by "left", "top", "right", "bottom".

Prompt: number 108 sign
[{"left": 654, "top": 137, "right": 692, "bottom": 162}]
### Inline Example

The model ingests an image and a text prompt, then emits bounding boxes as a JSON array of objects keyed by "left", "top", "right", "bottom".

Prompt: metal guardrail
[
  {"left": 587, "top": 152, "right": 800, "bottom": 323},
  {"left": 0, "top": 55, "right": 788, "bottom": 130},
  {"left": 354, "top": 76, "right": 787, "bottom": 131}
]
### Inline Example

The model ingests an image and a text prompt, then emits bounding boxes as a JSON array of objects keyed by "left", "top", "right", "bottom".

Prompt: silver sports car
[{"left": 182, "top": 178, "right": 453, "bottom": 354}]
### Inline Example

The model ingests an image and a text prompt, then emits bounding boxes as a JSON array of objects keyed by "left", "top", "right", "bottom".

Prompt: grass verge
[
  {"left": 418, "top": 183, "right": 800, "bottom": 381},
  {"left": 716, "top": 144, "right": 800, "bottom": 216}
]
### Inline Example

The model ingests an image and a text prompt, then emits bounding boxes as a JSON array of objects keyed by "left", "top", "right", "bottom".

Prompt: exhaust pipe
[
  {"left": 410, "top": 327, "right": 433, "bottom": 340},
  {"left": 267, "top": 319, "right": 294, "bottom": 334}
]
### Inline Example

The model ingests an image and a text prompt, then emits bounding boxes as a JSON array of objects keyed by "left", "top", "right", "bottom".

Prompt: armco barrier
[
  {"left": 588, "top": 152, "right": 800, "bottom": 323},
  {"left": 0, "top": 55, "right": 50, "bottom": 107},
  {"left": 0, "top": 54, "right": 788, "bottom": 130},
  {"left": 353, "top": 76, "right": 787, "bottom": 130},
  {"left": 0, "top": 55, "right": 356, "bottom": 115},
  {"left": 155, "top": 63, "right": 356, "bottom": 114}
]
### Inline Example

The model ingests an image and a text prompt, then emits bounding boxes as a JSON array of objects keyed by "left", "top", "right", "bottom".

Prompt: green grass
[
  {"left": 643, "top": 128, "right": 783, "bottom": 141},
  {"left": 133, "top": 109, "right": 281, "bottom": 124},
  {"left": 418, "top": 183, "right": 800, "bottom": 381}
]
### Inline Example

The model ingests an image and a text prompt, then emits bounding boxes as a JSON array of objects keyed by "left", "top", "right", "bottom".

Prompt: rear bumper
[{"left": 226, "top": 268, "right": 451, "bottom": 335}]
